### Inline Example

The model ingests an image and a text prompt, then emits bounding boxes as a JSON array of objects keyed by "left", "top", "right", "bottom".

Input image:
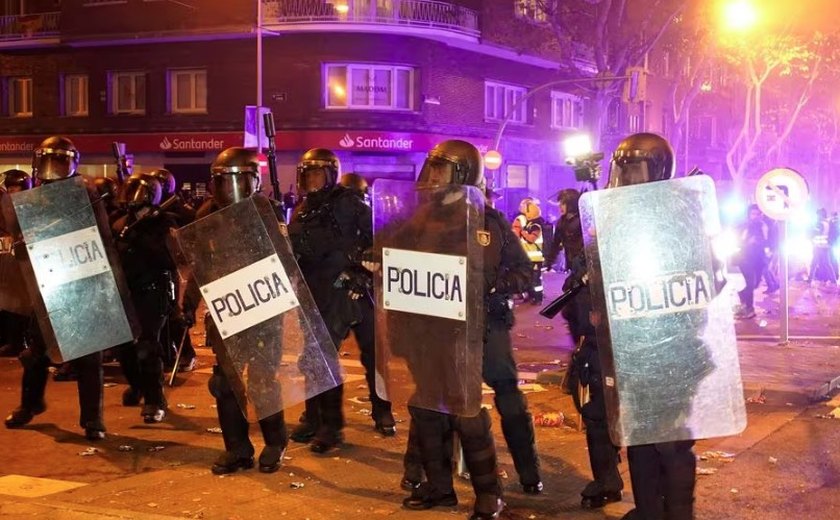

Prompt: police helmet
[
  {"left": 607, "top": 133, "right": 675, "bottom": 188},
  {"left": 210, "top": 147, "right": 261, "bottom": 207},
  {"left": 33, "top": 136, "right": 81, "bottom": 181}
]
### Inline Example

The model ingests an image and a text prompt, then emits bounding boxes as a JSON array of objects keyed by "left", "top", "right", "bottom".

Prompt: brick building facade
[{"left": 1, "top": 0, "right": 598, "bottom": 216}]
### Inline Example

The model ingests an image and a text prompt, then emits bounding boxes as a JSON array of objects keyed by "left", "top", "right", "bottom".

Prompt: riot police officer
[
  {"left": 339, "top": 172, "right": 370, "bottom": 204},
  {"left": 288, "top": 148, "right": 395, "bottom": 453},
  {"left": 558, "top": 189, "right": 624, "bottom": 509},
  {"left": 607, "top": 133, "right": 697, "bottom": 520},
  {"left": 0, "top": 170, "right": 33, "bottom": 358},
  {"left": 195, "top": 147, "right": 288, "bottom": 475},
  {"left": 3, "top": 137, "right": 108, "bottom": 440},
  {"left": 113, "top": 173, "right": 178, "bottom": 424},
  {"left": 400, "top": 140, "right": 535, "bottom": 519}
]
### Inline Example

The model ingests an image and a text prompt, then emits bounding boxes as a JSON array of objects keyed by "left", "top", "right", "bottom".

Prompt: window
[
  {"left": 506, "top": 164, "right": 528, "bottom": 189},
  {"left": 7, "top": 77, "right": 33, "bottom": 117},
  {"left": 63, "top": 74, "right": 89, "bottom": 117},
  {"left": 485, "top": 81, "right": 528, "bottom": 124},
  {"left": 551, "top": 92, "right": 583, "bottom": 129},
  {"left": 109, "top": 71, "right": 146, "bottom": 115},
  {"left": 515, "top": 1, "right": 547, "bottom": 23},
  {"left": 325, "top": 64, "right": 414, "bottom": 110},
  {"left": 168, "top": 69, "right": 207, "bottom": 114}
]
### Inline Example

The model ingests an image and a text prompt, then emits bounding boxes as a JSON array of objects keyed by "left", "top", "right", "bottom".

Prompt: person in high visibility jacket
[{"left": 512, "top": 198, "right": 545, "bottom": 304}]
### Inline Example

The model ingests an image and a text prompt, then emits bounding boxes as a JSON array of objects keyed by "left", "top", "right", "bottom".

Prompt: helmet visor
[
  {"left": 298, "top": 167, "right": 328, "bottom": 194},
  {"left": 417, "top": 158, "right": 455, "bottom": 187},
  {"left": 35, "top": 154, "right": 76, "bottom": 180},
  {"left": 212, "top": 174, "right": 256, "bottom": 207},
  {"left": 608, "top": 159, "right": 650, "bottom": 188}
]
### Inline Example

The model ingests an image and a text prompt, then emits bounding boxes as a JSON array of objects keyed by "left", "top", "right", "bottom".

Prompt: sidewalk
[{"left": 0, "top": 272, "right": 838, "bottom": 519}]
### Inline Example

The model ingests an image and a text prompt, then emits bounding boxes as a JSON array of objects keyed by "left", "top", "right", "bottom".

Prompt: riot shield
[
  {"left": 1, "top": 177, "right": 138, "bottom": 362},
  {"left": 372, "top": 179, "right": 485, "bottom": 416},
  {"left": 170, "top": 194, "right": 342, "bottom": 420},
  {"left": 0, "top": 234, "right": 31, "bottom": 315},
  {"left": 580, "top": 175, "right": 746, "bottom": 446}
]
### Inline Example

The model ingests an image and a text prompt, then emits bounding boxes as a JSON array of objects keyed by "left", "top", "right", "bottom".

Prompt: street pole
[
  {"left": 780, "top": 220, "right": 789, "bottom": 345},
  {"left": 684, "top": 105, "right": 690, "bottom": 174}
]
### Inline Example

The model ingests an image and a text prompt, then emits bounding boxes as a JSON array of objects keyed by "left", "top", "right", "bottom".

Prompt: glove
[{"left": 335, "top": 267, "right": 372, "bottom": 300}]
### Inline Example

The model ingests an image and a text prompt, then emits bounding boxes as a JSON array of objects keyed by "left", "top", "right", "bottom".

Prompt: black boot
[
  {"left": 211, "top": 451, "right": 254, "bottom": 475},
  {"left": 258, "top": 412, "right": 287, "bottom": 473},
  {"left": 373, "top": 401, "right": 397, "bottom": 437},
  {"left": 4, "top": 403, "right": 46, "bottom": 428},
  {"left": 291, "top": 398, "right": 319, "bottom": 443},
  {"left": 142, "top": 404, "right": 167, "bottom": 423},
  {"left": 581, "top": 480, "right": 623, "bottom": 509},
  {"left": 122, "top": 387, "right": 142, "bottom": 406},
  {"left": 310, "top": 427, "right": 344, "bottom": 454},
  {"left": 403, "top": 482, "right": 458, "bottom": 510},
  {"left": 470, "top": 497, "right": 505, "bottom": 520},
  {"left": 258, "top": 445, "right": 285, "bottom": 473}
]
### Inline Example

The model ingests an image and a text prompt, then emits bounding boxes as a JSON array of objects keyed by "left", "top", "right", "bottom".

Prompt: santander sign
[{"left": 338, "top": 132, "right": 413, "bottom": 151}]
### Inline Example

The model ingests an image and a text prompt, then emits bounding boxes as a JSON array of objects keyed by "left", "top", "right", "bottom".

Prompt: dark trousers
[
  {"left": 569, "top": 339, "right": 623, "bottom": 496},
  {"left": 118, "top": 287, "right": 169, "bottom": 408},
  {"left": 410, "top": 406, "right": 502, "bottom": 514},
  {"left": 17, "top": 325, "right": 103, "bottom": 430},
  {"left": 403, "top": 323, "right": 541, "bottom": 487},
  {"left": 738, "top": 257, "right": 764, "bottom": 310},
  {"left": 528, "top": 262, "right": 544, "bottom": 303},
  {"left": 627, "top": 441, "right": 696, "bottom": 520},
  {"left": 208, "top": 364, "right": 287, "bottom": 456}
]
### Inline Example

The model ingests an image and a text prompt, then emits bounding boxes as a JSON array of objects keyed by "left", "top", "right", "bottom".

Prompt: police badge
[{"left": 477, "top": 230, "right": 491, "bottom": 247}]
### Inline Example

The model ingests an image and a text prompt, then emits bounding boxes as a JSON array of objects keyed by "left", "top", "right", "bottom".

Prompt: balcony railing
[
  {"left": 0, "top": 12, "right": 60, "bottom": 42},
  {"left": 263, "top": 0, "right": 479, "bottom": 38}
]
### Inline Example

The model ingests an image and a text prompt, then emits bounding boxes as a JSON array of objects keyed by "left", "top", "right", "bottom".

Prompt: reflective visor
[
  {"left": 212, "top": 174, "right": 257, "bottom": 207},
  {"left": 417, "top": 158, "right": 455, "bottom": 187},
  {"left": 608, "top": 159, "right": 651, "bottom": 188}
]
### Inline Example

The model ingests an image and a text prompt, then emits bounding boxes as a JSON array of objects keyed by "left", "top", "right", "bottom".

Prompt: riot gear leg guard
[
  {"left": 257, "top": 412, "right": 287, "bottom": 473},
  {"left": 627, "top": 444, "right": 666, "bottom": 520},
  {"left": 291, "top": 396, "right": 320, "bottom": 443},
  {"left": 310, "top": 384, "right": 344, "bottom": 453},
  {"left": 403, "top": 406, "right": 458, "bottom": 510},
  {"left": 208, "top": 366, "right": 254, "bottom": 474},
  {"left": 402, "top": 418, "right": 424, "bottom": 490},
  {"left": 492, "top": 381, "right": 541, "bottom": 492},
  {"left": 356, "top": 299, "right": 395, "bottom": 436},
  {"left": 5, "top": 347, "right": 48, "bottom": 428},
  {"left": 117, "top": 343, "right": 143, "bottom": 405},
  {"left": 657, "top": 440, "right": 696, "bottom": 520},
  {"left": 136, "top": 338, "right": 166, "bottom": 423},
  {"left": 580, "top": 370, "right": 623, "bottom": 508},
  {"left": 73, "top": 351, "right": 105, "bottom": 439},
  {"left": 456, "top": 408, "right": 504, "bottom": 519}
]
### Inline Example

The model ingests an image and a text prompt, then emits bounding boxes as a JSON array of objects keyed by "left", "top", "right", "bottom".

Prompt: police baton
[
  {"left": 119, "top": 196, "right": 178, "bottom": 239},
  {"left": 112, "top": 142, "right": 129, "bottom": 182},
  {"left": 262, "top": 112, "right": 282, "bottom": 202},
  {"left": 168, "top": 328, "right": 190, "bottom": 387}
]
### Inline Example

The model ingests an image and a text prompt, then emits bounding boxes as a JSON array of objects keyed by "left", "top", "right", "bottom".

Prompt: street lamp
[{"left": 721, "top": 0, "right": 759, "bottom": 33}]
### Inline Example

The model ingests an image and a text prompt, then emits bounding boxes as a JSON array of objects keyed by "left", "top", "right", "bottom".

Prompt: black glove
[{"left": 334, "top": 266, "right": 373, "bottom": 300}]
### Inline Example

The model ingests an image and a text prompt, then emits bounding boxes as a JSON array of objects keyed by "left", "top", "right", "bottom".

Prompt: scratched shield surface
[
  {"left": 2, "top": 176, "right": 137, "bottom": 362},
  {"left": 371, "top": 179, "right": 485, "bottom": 416},
  {"left": 580, "top": 175, "right": 746, "bottom": 446},
  {"left": 171, "top": 195, "right": 341, "bottom": 420}
]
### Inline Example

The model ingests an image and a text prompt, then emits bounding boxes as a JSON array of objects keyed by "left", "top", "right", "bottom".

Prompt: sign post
[{"left": 755, "top": 168, "right": 810, "bottom": 344}]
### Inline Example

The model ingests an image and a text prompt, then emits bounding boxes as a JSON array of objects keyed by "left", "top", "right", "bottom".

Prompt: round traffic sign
[
  {"left": 755, "top": 168, "right": 809, "bottom": 221},
  {"left": 484, "top": 150, "right": 502, "bottom": 170}
]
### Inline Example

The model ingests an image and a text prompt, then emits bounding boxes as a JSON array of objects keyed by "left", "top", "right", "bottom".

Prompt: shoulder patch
[
  {"left": 278, "top": 222, "right": 289, "bottom": 237},
  {"left": 477, "top": 230, "right": 491, "bottom": 247}
]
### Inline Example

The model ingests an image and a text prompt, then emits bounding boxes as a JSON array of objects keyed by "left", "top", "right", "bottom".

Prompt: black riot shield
[
  {"left": 372, "top": 179, "right": 485, "bottom": 416},
  {"left": 1, "top": 177, "right": 138, "bottom": 362},
  {"left": 170, "top": 194, "right": 342, "bottom": 420},
  {"left": 580, "top": 175, "right": 746, "bottom": 446}
]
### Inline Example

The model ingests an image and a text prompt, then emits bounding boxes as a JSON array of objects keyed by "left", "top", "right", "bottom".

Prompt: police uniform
[
  {"left": 3, "top": 137, "right": 107, "bottom": 440},
  {"left": 288, "top": 148, "right": 395, "bottom": 453},
  {"left": 197, "top": 147, "right": 288, "bottom": 475}
]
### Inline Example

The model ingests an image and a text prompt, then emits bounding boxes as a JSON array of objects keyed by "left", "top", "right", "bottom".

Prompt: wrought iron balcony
[
  {"left": 263, "top": 0, "right": 479, "bottom": 38},
  {"left": 0, "top": 12, "right": 60, "bottom": 42}
]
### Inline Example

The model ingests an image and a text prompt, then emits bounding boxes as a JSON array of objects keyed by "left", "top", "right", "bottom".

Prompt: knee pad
[
  {"left": 208, "top": 367, "right": 233, "bottom": 399},
  {"left": 457, "top": 407, "right": 492, "bottom": 438}
]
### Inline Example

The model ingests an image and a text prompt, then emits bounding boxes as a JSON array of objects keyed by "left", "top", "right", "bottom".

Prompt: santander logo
[
  {"left": 159, "top": 137, "right": 173, "bottom": 151},
  {"left": 339, "top": 134, "right": 355, "bottom": 148}
]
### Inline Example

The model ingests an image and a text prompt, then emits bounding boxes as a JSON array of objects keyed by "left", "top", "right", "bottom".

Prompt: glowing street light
[
  {"left": 721, "top": 0, "right": 759, "bottom": 33},
  {"left": 563, "top": 133, "right": 593, "bottom": 160}
]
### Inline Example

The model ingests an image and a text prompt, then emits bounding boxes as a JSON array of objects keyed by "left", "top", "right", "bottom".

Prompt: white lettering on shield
[
  {"left": 28, "top": 226, "right": 112, "bottom": 291},
  {"left": 382, "top": 247, "right": 467, "bottom": 321},
  {"left": 202, "top": 254, "right": 299, "bottom": 339},
  {"left": 607, "top": 271, "right": 712, "bottom": 320}
]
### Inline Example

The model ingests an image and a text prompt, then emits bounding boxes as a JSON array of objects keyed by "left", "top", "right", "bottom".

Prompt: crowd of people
[{"left": 0, "top": 131, "right": 752, "bottom": 520}]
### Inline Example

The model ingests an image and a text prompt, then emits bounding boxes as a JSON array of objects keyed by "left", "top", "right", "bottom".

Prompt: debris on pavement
[
  {"left": 357, "top": 408, "right": 372, "bottom": 416},
  {"left": 290, "top": 482, "right": 305, "bottom": 489},
  {"left": 696, "top": 467, "right": 717, "bottom": 475},
  {"left": 340, "top": 351, "right": 351, "bottom": 357},
  {"left": 699, "top": 451, "right": 735, "bottom": 461},
  {"left": 176, "top": 403, "right": 196, "bottom": 410},
  {"left": 348, "top": 396, "right": 370, "bottom": 404},
  {"left": 147, "top": 446, "right": 166, "bottom": 452},
  {"left": 78, "top": 447, "right": 99, "bottom": 456},
  {"left": 103, "top": 383, "right": 117, "bottom": 388},
  {"left": 515, "top": 333, "right": 528, "bottom": 339},
  {"left": 533, "top": 412, "right": 564, "bottom": 427},
  {"left": 746, "top": 389, "right": 766, "bottom": 404},
  {"left": 768, "top": 456, "right": 778, "bottom": 464},
  {"left": 497, "top": 469, "right": 508, "bottom": 479},
  {"left": 118, "top": 445, "right": 134, "bottom": 452},
  {"left": 730, "top": 488, "right": 739, "bottom": 494},
  {"left": 206, "top": 427, "right": 223, "bottom": 434}
]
